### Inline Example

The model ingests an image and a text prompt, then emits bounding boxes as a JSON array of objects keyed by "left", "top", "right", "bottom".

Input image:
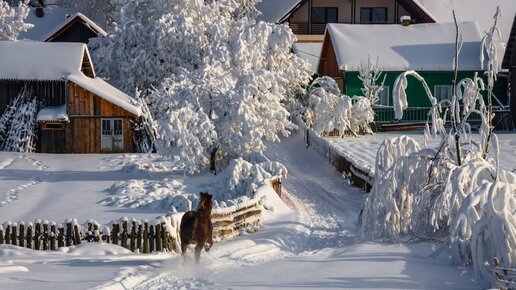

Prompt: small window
[
  {"left": 434, "top": 85, "right": 454, "bottom": 102},
  {"left": 360, "top": 7, "right": 388, "bottom": 24},
  {"left": 41, "top": 122, "right": 64, "bottom": 130},
  {"left": 311, "top": 7, "right": 338, "bottom": 24},
  {"left": 378, "top": 86, "right": 390, "bottom": 106}
]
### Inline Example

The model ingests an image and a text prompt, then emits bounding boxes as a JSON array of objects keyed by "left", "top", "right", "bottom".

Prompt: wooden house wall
[
  {"left": 0, "top": 80, "right": 66, "bottom": 114},
  {"left": 318, "top": 34, "right": 341, "bottom": 78},
  {"left": 64, "top": 82, "right": 136, "bottom": 153},
  {"left": 49, "top": 21, "right": 99, "bottom": 44}
]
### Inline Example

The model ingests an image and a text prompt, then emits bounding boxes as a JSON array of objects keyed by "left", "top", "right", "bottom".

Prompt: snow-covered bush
[
  {"left": 202, "top": 157, "right": 287, "bottom": 202},
  {"left": 0, "top": 0, "right": 32, "bottom": 40},
  {"left": 304, "top": 76, "right": 375, "bottom": 136}
]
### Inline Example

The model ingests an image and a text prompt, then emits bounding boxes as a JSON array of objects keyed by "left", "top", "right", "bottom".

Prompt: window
[
  {"left": 311, "top": 7, "right": 338, "bottom": 24},
  {"left": 434, "top": 85, "right": 454, "bottom": 102},
  {"left": 41, "top": 122, "right": 64, "bottom": 130},
  {"left": 378, "top": 86, "right": 390, "bottom": 106},
  {"left": 360, "top": 7, "right": 388, "bottom": 24}
]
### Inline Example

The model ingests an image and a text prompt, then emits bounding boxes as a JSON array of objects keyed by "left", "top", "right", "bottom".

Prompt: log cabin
[{"left": 0, "top": 41, "right": 142, "bottom": 153}]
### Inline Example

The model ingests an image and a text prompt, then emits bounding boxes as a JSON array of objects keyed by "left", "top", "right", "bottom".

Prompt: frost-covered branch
[{"left": 0, "top": 0, "right": 32, "bottom": 40}]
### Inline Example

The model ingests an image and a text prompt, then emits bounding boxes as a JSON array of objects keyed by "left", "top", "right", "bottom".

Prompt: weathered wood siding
[
  {"left": 318, "top": 33, "right": 341, "bottom": 78},
  {"left": 65, "top": 81, "right": 136, "bottom": 153},
  {"left": 0, "top": 80, "right": 66, "bottom": 114},
  {"left": 49, "top": 21, "right": 99, "bottom": 44},
  {"left": 40, "top": 124, "right": 67, "bottom": 153}
]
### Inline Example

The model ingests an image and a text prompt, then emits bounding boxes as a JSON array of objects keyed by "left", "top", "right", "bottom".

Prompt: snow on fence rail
[
  {"left": 299, "top": 120, "right": 373, "bottom": 191},
  {"left": 494, "top": 258, "right": 516, "bottom": 290},
  {"left": 0, "top": 183, "right": 278, "bottom": 252}
]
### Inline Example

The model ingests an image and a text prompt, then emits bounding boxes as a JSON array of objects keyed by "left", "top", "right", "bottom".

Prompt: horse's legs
[
  {"left": 181, "top": 242, "right": 188, "bottom": 264},
  {"left": 194, "top": 244, "right": 202, "bottom": 264}
]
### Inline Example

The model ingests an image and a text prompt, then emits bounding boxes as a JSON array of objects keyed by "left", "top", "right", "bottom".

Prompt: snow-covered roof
[
  {"left": 0, "top": 41, "right": 141, "bottom": 117},
  {"left": 0, "top": 41, "right": 89, "bottom": 80},
  {"left": 415, "top": 0, "right": 516, "bottom": 45},
  {"left": 43, "top": 12, "right": 107, "bottom": 42},
  {"left": 292, "top": 42, "right": 322, "bottom": 74},
  {"left": 18, "top": 7, "right": 77, "bottom": 41},
  {"left": 37, "top": 105, "right": 68, "bottom": 122},
  {"left": 326, "top": 22, "right": 486, "bottom": 72},
  {"left": 256, "top": 0, "right": 302, "bottom": 23},
  {"left": 67, "top": 73, "right": 142, "bottom": 117}
]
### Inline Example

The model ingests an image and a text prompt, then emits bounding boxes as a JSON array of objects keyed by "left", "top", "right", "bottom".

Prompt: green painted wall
[{"left": 343, "top": 70, "right": 508, "bottom": 107}]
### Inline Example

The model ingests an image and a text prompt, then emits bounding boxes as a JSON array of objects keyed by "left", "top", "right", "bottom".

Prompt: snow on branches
[
  {"left": 0, "top": 87, "right": 38, "bottom": 152},
  {"left": 358, "top": 57, "right": 385, "bottom": 105},
  {"left": 304, "top": 76, "right": 374, "bottom": 136},
  {"left": 0, "top": 0, "right": 32, "bottom": 40}
]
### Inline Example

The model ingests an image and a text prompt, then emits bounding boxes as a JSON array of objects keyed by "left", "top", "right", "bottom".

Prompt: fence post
[
  {"left": 58, "top": 224, "right": 64, "bottom": 248},
  {"left": 121, "top": 220, "right": 128, "bottom": 249},
  {"left": 137, "top": 222, "right": 143, "bottom": 253},
  {"left": 142, "top": 221, "right": 148, "bottom": 253},
  {"left": 161, "top": 222, "right": 168, "bottom": 251},
  {"left": 26, "top": 223, "right": 32, "bottom": 249},
  {"left": 18, "top": 223, "right": 24, "bottom": 248},
  {"left": 5, "top": 223, "right": 11, "bottom": 245},
  {"left": 73, "top": 222, "right": 81, "bottom": 245},
  {"left": 43, "top": 221, "right": 49, "bottom": 250},
  {"left": 11, "top": 223, "right": 17, "bottom": 246},
  {"left": 87, "top": 221, "right": 93, "bottom": 242},
  {"left": 34, "top": 222, "right": 40, "bottom": 250},
  {"left": 65, "top": 221, "right": 72, "bottom": 246},
  {"left": 50, "top": 223, "right": 56, "bottom": 250},
  {"left": 155, "top": 223, "right": 162, "bottom": 252},
  {"left": 149, "top": 225, "right": 155, "bottom": 253},
  {"left": 112, "top": 223, "right": 119, "bottom": 246},
  {"left": 130, "top": 220, "right": 136, "bottom": 252},
  {"left": 0, "top": 225, "right": 3, "bottom": 244}
]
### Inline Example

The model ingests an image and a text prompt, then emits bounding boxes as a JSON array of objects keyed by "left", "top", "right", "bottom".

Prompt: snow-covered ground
[
  {"left": 0, "top": 131, "right": 500, "bottom": 289},
  {"left": 328, "top": 130, "right": 516, "bottom": 175}
]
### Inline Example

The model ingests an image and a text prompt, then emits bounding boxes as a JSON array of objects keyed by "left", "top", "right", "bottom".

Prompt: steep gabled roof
[
  {"left": 0, "top": 41, "right": 93, "bottom": 80},
  {"left": 18, "top": 7, "right": 76, "bottom": 41},
  {"left": 44, "top": 13, "right": 107, "bottom": 42},
  {"left": 0, "top": 41, "right": 141, "bottom": 117},
  {"left": 324, "top": 22, "right": 486, "bottom": 72}
]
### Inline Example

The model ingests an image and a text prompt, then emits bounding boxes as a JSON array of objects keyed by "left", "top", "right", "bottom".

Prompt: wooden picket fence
[
  {"left": 494, "top": 258, "right": 516, "bottom": 290},
  {"left": 0, "top": 218, "right": 176, "bottom": 253}
]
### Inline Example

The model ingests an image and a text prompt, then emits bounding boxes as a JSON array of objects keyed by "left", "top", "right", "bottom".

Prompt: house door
[{"left": 101, "top": 119, "right": 124, "bottom": 152}]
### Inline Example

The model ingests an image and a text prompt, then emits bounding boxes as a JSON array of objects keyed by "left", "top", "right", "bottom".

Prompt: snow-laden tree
[
  {"left": 101, "top": 0, "right": 310, "bottom": 173},
  {"left": 358, "top": 57, "right": 385, "bottom": 105},
  {"left": 0, "top": 0, "right": 32, "bottom": 40},
  {"left": 358, "top": 7, "right": 515, "bottom": 283},
  {"left": 0, "top": 88, "right": 38, "bottom": 153}
]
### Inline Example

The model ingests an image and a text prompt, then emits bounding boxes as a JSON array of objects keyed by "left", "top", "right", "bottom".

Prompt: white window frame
[
  {"left": 434, "top": 85, "right": 454, "bottom": 102},
  {"left": 101, "top": 118, "right": 124, "bottom": 152}
]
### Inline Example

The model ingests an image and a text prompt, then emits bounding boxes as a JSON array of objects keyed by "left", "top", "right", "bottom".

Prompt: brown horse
[{"left": 179, "top": 192, "right": 213, "bottom": 264}]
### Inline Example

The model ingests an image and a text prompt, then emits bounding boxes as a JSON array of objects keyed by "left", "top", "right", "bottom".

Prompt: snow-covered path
[{"left": 129, "top": 132, "right": 484, "bottom": 290}]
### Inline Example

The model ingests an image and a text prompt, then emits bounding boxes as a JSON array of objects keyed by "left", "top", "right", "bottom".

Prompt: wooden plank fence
[
  {"left": 0, "top": 194, "right": 267, "bottom": 252},
  {"left": 303, "top": 124, "right": 374, "bottom": 192},
  {"left": 0, "top": 218, "right": 176, "bottom": 253},
  {"left": 211, "top": 196, "right": 264, "bottom": 241},
  {"left": 495, "top": 258, "right": 516, "bottom": 290}
]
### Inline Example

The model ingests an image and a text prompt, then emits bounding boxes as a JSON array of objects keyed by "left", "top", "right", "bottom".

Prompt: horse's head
[{"left": 198, "top": 191, "right": 213, "bottom": 212}]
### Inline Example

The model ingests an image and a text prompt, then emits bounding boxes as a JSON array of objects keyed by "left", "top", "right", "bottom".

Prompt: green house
[{"left": 317, "top": 22, "right": 508, "bottom": 125}]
